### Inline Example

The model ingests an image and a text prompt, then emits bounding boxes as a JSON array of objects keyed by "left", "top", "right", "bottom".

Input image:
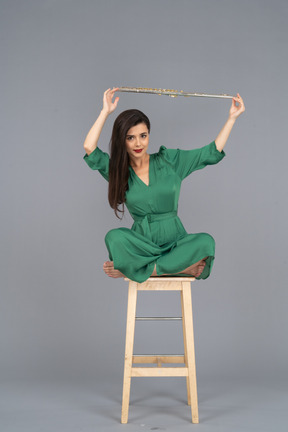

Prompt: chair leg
[
  {"left": 180, "top": 290, "right": 191, "bottom": 406},
  {"left": 121, "top": 281, "right": 138, "bottom": 424},
  {"left": 182, "top": 281, "right": 199, "bottom": 424}
]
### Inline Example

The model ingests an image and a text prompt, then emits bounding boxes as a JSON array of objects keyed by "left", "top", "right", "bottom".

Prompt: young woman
[{"left": 83, "top": 88, "right": 245, "bottom": 283}]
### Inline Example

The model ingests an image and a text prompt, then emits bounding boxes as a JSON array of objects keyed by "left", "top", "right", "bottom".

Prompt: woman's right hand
[
  {"left": 83, "top": 88, "right": 120, "bottom": 155},
  {"left": 102, "top": 87, "right": 119, "bottom": 115}
]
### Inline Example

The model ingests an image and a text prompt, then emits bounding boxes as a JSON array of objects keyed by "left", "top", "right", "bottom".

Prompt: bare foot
[
  {"left": 151, "top": 258, "right": 208, "bottom": 278},
  {"left": 186, "top": 259, "right": 207, "bottom": 277},
  {"left": 103, "top": 261, "right": 125, "bottom": 278}
]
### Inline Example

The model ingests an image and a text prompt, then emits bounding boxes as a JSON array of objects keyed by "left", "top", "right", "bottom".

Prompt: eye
[
  {"left": 127, "top": 136, "right": 134, "bottom": 141},
  {"left": 141, "top": 134, "right": 147, "bottom": 138}
]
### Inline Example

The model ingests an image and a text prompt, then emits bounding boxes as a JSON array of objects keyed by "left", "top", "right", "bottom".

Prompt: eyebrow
[{"left": 126, "top": 132, "right": 147, "bottom": 137}]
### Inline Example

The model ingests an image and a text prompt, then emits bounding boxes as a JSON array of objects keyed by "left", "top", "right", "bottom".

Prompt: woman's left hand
[{"left": 229, "top": 93, "right": 245, "bottom": 120}]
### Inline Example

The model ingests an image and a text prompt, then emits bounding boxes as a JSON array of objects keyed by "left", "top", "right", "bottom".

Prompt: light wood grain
[{"left": 121, "top": 277, "right": 199, "bottom": 424}]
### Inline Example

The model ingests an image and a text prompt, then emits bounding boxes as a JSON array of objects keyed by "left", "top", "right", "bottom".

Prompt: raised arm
[
  {"left": 215, "top": 93, "right": 245, "bottom": 152},
  {"left": 83, "top": 88, "right": 119, "bottom": 155}
]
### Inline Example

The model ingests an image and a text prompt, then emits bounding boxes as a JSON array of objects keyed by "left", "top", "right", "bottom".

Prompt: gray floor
[{"left": 1, "top": 377, "right": 287, "bottom": 432}]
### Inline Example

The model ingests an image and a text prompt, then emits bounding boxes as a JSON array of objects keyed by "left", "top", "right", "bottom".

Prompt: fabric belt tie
[{"left": 133, "top": 211, "right": 177, "bottom": 223}]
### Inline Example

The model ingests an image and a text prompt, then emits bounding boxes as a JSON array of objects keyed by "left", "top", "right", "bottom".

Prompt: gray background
[{"left": 1, "top": 0, "right": 288, "bottom": 430}]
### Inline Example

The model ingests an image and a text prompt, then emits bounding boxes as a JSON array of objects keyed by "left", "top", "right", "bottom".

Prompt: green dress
[{"left": 83, "top": 141, "right": 225, "bottom": 283}]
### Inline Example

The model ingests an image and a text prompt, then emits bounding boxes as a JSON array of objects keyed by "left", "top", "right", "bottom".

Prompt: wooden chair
[{"left": 121, "top": 277, "right": 199, "bottom": 424}]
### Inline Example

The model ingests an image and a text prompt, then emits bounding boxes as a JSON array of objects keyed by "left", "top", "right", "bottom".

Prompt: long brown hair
[{"left": 108, "top": 109, "right": 150, "bottom": 219}]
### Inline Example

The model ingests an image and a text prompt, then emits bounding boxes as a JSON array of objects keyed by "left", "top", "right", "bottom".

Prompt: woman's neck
[{"left": 129, "top": 153, "right": 150, "bottom": 169}]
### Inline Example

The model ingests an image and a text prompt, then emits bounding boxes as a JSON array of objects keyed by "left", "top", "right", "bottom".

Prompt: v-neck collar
[{"left": 129, "top": 154, "right": 151, "bottom": 187}]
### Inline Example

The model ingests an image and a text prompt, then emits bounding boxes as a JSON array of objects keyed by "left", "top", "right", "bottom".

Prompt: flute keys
[{"left": 117, "top": 87, "right": 233, "bottom": 99}]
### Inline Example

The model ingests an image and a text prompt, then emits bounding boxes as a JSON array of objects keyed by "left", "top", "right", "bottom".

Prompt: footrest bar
[
  {"left": 131, "top": 367, "right": 188, "bottom": 377},
  {"left": 132, "top": 355, "right": 185, "bottom": 364},
  {"left": 135, "top": 316, "right": 182, "bottom": 321},
  {"left": 133, "top": 354, "right": 184, "bottom": 357}
]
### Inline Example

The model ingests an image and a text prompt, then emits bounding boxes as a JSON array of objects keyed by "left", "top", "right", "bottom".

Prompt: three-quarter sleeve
[
  {"left": 158, "top": 140, "right": 225, "bottom": 180},
  {"left": 83, "top": 146, "right": 110, "bottom": 181}
]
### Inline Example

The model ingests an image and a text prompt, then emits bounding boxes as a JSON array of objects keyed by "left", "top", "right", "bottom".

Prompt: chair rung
[
  {"left": 135, "top": 316, "right": 182, "bottom": 321},
  {"left": 132, "top": 355, "right": 185, "bottom": 364},
  {"left": 131, "top": 367, "right": 188, "bottom": 377},
  {"left": 133, "top": 354, "right": 184, "bottom": 357}
]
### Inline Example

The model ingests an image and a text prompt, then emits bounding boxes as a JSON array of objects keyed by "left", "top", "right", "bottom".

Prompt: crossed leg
[{"left": 103, "top": 258, "right": 208, "bottom": 279}]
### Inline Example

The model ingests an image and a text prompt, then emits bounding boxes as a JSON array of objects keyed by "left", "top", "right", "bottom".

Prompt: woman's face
[{"left": 125, "top": 123, "right": 149, "bottom": 160}]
